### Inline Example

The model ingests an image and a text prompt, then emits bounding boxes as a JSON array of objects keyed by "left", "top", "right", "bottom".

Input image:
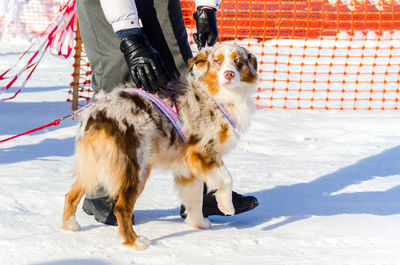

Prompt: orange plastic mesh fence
[
  {"left": 3, "top": 0, "right": 400, "bottom": 110},
  {"left": 182, "top": 0, "right": 400, "bottom": 110}
]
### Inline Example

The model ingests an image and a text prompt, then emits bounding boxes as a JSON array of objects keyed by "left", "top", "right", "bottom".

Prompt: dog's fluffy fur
[{"left": 62, "top": 44, "right": 258, "bottom": 250}]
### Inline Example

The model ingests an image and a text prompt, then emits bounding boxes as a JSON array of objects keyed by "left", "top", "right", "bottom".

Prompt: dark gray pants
[
  {"left": 76, "top": 0, "right": 193, "bottom": 198},
  {"left": 76, "top": 0, "right": 193, "bottom": 94}
]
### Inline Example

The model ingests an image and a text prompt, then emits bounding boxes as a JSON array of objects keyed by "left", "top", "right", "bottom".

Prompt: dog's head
[{"left": 188, "top": 44, "right": 258, "bottom": 97}]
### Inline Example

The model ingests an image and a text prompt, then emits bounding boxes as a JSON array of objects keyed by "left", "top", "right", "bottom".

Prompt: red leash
[
  {"left": 0, "top": 108, "right": 82, "bottom": 144},
  {"left": 0, "top": 92, "right": 100, "bottom": 144},
  {"left": 0, "top": 119, "right": 61, "bottom": 144}
]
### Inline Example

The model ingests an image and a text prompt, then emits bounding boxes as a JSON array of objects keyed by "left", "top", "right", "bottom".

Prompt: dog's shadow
[
  {"left": 133, "top": 209, "right": 239, "bottom": 243},
  {"left": 211, "top": 145, "right": 400, "bottom": 230},
  {"left": 80, "top": 224, "right": 105, "bottom": 232}
]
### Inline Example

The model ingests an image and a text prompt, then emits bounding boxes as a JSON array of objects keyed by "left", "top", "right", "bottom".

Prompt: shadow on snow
[
  {"left": 212, "top": 145, "right": 400, "bottom": 230},
  {"left": 0, "top": 136, "right": 75, "bottom": 164},
  {"left": 81, "top": 145, "right": 400, "bottom": 233}
]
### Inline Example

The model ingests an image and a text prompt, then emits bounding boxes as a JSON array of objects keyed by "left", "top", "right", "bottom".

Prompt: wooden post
[{"left": 72, "top": 21, "right": 83, "bottom": 110}]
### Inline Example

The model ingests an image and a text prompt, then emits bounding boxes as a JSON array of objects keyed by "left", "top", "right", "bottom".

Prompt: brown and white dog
[{"left": 61, "top": 44, "right": 258, "bottom": 250}]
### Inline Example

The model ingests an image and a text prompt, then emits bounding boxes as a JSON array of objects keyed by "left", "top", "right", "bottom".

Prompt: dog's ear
[
  {"left": 188, "top": 49, "right": 210, "bottom": 72},
  {"left": 248, "top": 53, "right": 258, "bottom": 72}
]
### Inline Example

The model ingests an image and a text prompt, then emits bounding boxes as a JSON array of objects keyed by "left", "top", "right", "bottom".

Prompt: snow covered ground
[{"left": 1, "top": 41, "right": 400, "bottom": 265}]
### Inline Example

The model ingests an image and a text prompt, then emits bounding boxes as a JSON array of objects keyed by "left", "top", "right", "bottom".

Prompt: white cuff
[
  {"left": 100, "top": 0, "right": 141, "bottom": 32},
  {"left": 111, "top": 19, "right": 141, "bottom": 32},
  {"left": 194, "top": 0, "right": 221, "bottom": 10}
]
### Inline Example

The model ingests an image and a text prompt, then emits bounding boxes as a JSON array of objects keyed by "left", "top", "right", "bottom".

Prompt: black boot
[
  {"left": 180, "top": 190, "right": 259, "bottom": 219},
  {"left": 82, "top": 196, "right": 135, "bottom": 226}
]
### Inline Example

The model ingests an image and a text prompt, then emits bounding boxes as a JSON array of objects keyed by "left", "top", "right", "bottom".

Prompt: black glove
[
  {"left": 120, "top": 33, "right": 168, "bottom": 93},
  {"left": 193, "top": 7, "right": 219, "bottom": 50}
]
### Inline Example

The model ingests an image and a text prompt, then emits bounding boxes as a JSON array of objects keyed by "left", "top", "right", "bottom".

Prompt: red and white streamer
[{"left": 0, "top": 0, "right": 76, "bottom": 101}]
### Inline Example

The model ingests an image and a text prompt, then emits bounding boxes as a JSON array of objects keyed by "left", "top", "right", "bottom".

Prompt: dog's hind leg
[
  {"left": 114, "top": 174, "right": 151, "bottom": 251},
  {"left": 175, "top": 173, "right": 211, "bottom": 229},
  {"left": 62, "top": 180, "right": 86, "bottom": 231}
]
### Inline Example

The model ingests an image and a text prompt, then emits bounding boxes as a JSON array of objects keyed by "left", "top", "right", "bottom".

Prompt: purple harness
[
  {"left": 126, "top": 88, "right": 186, "bottom": 142},
  {"left": 215, "top": 103, "right": 237, "bottom": 130},
  {"left": 125, "top": 88, "right": 237, "bottom": 143}
]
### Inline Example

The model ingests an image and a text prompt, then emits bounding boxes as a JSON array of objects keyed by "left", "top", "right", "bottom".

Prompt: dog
[{"left": 61, "top": 44, "right": 259, "bottom": 250}]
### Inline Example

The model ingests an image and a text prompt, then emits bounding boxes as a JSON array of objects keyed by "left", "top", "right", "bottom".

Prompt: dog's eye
[
  {"left": 214, "top": 59, "right": 222, "bottom": 64},
  {"left": 233, "top": 57, "right": 243, "bottom": 68}
]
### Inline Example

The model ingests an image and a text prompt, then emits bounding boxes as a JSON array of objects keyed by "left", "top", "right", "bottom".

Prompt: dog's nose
[{"left": 224, "top": 70, "right": 235, "bottom": 80}]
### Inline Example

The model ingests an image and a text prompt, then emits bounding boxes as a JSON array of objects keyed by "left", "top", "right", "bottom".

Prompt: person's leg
[
  {"left": 77, "top": 0, "right": 132, "bottom": 225},
  {"left": 135, "top": 0, "right": 192, "bottom": 78},
  {"left": 146, "top": 0, "right": 259, "bottom": 219},
  {"left": 77, "top": 0, "right": 131, "bottom": 94}
]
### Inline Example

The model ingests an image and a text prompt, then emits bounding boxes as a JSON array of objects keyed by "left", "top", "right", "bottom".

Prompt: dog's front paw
[
  {"left": 62, "top": 216, "right": 81, "bottom": 231},
  {"left": 218, "top": 201, "right": 235, "bottom": 216},
  {"left": 132, "top": 236, "right": 151, "bottom": 251},
  {"left": 186, "top": 217, "right": 212, "bottom": 229}
]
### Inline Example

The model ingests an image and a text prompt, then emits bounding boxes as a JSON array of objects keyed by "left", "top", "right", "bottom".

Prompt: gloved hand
[
  {"left": 120, "top": 33, "right": 168, "bottom": 93},
  {"left": 193, "top": 7, "right": 219, "bottom": 50}
]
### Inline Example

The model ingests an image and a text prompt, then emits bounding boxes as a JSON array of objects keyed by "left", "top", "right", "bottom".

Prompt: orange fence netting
[
  {"left": 1, "top": 0, "right": 400, "bottom": 110},
  {"left": 182, "top": 0, "right": 400, "bottom": 110}
]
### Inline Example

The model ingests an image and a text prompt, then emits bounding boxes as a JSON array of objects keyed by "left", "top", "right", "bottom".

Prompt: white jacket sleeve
[
  {"left": 194, "top": 0, "right": 222, "bottom": 10},
  {"left": 99, "top": 0, "right": 141, "bottom": 32}
]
